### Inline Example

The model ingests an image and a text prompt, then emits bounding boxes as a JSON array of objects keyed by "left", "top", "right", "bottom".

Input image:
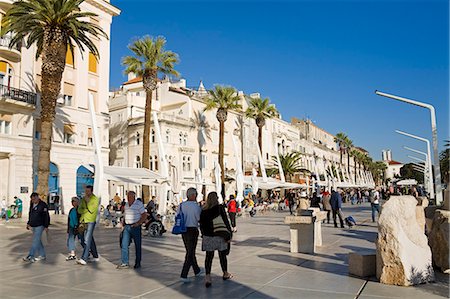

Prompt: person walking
[
  {"left": 330, "top": 189, "right": 344, "bottom": 228},
  {"left": 23, "top": 193, "right": 50, "bottom": 263},
  {"left": 117, "top": 191, "right": 148, "bottom": 269},
  {"left": 77, "top": 185, "right": 100, "bottom": 265},
  {"left": 371, "top": 187, "right": 381, "bottom": 222},
  {"left": 200, "top": 192, "right": 233, "bottom": 288},
  {"left": 287, "top": 190, "right": 295, "bottom": 215},
  {"left": 321, "top": 189, "right": 332, "bottom": 224},
  {"left": 227, "top": 194, "right": 238, "bottom": 232},
  {"left": 178, "top": 187, "right": 203, "bottom": 283},
  {"left": 0, "top": 198, "right": 9, "bottom": 222},
  {"left": 54, "top": 195, "right": 60, "bottom": 215},
  {"left": 66, "top": 197, "right": 80, "bottom": 261}
]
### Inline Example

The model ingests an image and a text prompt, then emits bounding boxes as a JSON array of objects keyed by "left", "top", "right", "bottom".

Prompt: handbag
[
  {"left": 78, "top": 222, "right": 87, "bottom": 234},
  {"left": 213, "top": 212, "right": 231, "bottom": 241},
  {"left": 172, "top": 203, "right": 187, "bottom": 235}
]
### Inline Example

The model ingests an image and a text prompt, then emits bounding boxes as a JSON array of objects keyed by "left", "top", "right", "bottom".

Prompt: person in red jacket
[{"left": 227, "top": 195, "right": 238, "bottom": 232}]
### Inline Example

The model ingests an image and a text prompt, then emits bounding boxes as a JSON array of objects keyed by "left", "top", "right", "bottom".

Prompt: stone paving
[{"left": 0, "top": 203, "right": 448, "bottom": 298}]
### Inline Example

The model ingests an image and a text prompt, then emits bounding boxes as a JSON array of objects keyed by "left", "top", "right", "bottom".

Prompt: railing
[
  {"left": 0, "top": 35, "right": 21, "bottom": 52},
  {"left": 0, "top": 84, "right": 37, "bottom": 105}
]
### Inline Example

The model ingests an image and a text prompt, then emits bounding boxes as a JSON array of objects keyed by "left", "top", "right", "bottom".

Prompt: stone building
[{"left": 0, "top": 0, "right": 120, "bottom": 212}]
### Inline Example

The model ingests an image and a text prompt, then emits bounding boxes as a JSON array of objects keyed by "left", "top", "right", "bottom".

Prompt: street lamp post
[
  {"left": 396, "top": 130, "right": 435, "bottom": 201},
  {"left": 376, "top": 91, "right": 443, "bottom": 205},
  {"left": 404, "top": 146, "right": 432, "bottom": 196}
]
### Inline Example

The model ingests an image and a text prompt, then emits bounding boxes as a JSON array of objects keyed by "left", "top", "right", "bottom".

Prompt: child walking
[{"left": 66, "top": 197, "right": 80, "bottom": 261}]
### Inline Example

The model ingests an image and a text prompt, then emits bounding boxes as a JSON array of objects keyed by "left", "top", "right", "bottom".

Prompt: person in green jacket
[{"left": 77, "top": 185, "right": 99, "bottom": 265}]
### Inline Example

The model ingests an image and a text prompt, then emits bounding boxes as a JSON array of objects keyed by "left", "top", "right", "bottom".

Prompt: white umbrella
[{"left": 214, "top": 161, "right": 223, "bottom": 203}]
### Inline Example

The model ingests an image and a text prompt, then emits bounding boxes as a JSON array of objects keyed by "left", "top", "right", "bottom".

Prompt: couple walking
[{"left": 178, "top": 188, "right": 233, "bottom": 288}]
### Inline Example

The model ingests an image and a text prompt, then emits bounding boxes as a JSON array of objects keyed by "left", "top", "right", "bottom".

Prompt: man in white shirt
[
  {"left": 371, "top": 188, "right": 381, "bottom": 222},
  {"left": 178, "top": 187, "right": 202, "bottom": 282},
  {"left": 117, "top": 191, "right": 148, "bottom": 269}
]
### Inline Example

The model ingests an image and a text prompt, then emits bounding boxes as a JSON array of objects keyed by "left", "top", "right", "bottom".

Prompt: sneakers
[
  {"left": 22, "top": 256, "right": 35, "bottom": 263},
  {"left": 34, "top": 256, "right": 46, "bottom": 261},
  {"left": 195, "top": 268, "right": 205, "bottom": 277},
  {"left": 89, "top": 257, "right": 100, "bottom": 262},
  {"left": 77, "top": 259, "right": 87, "bottom": 265},
  {"left": 180, "top": 277, "right": 191, "bottom": 283},
  {"left": 66, "top": 255, "right": 76, "bottom": 261},
  {"left": 116, "top": 263, "right": 129, "bottom": 269}
]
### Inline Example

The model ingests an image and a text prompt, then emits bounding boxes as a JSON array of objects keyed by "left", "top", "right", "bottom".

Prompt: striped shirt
[{"left": 124, "top": 200, "right": 146, "bottom": 225}]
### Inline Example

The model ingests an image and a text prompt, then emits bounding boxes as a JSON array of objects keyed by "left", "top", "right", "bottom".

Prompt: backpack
[{"left": 345, "top": 216, "right": 356, "bottom": 227}]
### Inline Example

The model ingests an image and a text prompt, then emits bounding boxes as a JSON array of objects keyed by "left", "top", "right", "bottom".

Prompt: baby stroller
[
  {"left": 144, "top": 213, "right": 166, "bottom": 237},
  {"left": 345, "top": 216, "right": 357, "bottom": 228}
]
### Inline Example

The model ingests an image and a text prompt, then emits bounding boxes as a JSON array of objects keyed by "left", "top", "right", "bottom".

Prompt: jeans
[
  {"left": 332, "top": 209, "right": 344, "bottom": 228},
  {"left": 121, "top": 225, "right": 142, "bottom": 265},
  {"left": 54, "top": 204, "right": 60, "bottom": 215},
  {"left": 29, "top": 225, "right": 45, "bottom": 258},
  {"left": 229, "top": 212, "right": 236, "bottom": 228},
  {"left": 1, "top": 208, "right": 8, "bottom": 221},
  {"left": 205, "top": 250, "right": 227, "bottom": 275},
  {"left": 371, "top": 203, "right": 380, "bottom": 222},
  {"left": 81, "top": 222, "right": 98, "bottom": 261},
  {"left": 67, "top": 227, "right": 80, "bottom": 252},
  {"left": 181, "top": 227, "right": 200, "bottom": 278}
]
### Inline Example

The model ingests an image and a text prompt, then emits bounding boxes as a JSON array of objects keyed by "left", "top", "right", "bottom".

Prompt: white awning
[
  {"left": 395, "top": 179, "right": 417, "bottom": 186},
  {"left": 243, "top": 176, "right": 307, "bottom": 190},
  {"left": 84, "top": 165, "right": 168, "bottom": 185}
]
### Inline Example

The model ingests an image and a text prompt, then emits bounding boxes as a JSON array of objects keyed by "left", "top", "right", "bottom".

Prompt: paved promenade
[{"left": 0, "top": 203, "right": 448, "bottom": 298}]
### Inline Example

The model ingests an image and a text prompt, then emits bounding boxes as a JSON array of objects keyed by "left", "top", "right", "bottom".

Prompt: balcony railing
[
  {"left": 0, "top": 35, "right": 21, "bottom": 52},
  {"left": 0, "top": 84, "right": 37, "bottom": 105}
]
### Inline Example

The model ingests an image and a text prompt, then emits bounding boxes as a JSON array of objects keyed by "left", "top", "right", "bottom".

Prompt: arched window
[
  {"left": 154, "top": 155, "right": 158, "bottom": 171},
  {"left": 183, "top": 133, "right": 188, "bottom": 146},
  {"left": 182, "top": 156, "right": 187, "bottom": 171},
  {"left": 136, "top": 132, "right": 140, "bottom": 145},
  {"left": 187, "top": 156, "right": 191, "bottom": 171},
  {"left": 135, "top": 156, "right": 141, "bottom": 168},
  {"left": 179, "top": 132, "right": 183, "bottom": 145},
  {"left": 166, "top": 129, "right": 170, "bottom": 143},
  {"left": 151, "top": 129, "right": 155, "bottom": 143}
]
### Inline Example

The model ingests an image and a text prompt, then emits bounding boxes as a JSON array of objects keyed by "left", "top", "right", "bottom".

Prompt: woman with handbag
[{"left": 199, "top": 192, "right": 233, "bottom": 288}]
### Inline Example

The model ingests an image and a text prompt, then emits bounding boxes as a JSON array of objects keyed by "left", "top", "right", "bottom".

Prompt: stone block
[
  {"left": 428, "top": 209, "right": 450, "bottom": 273},
  {"left": 376, "top": 195, "right": 434, "bottom": 286},
  {"left": 349, "top": 251, "right": 376, "bottom": 277},
  {"left": 289, "top": 223, "right": 314, "bottom": 254}
]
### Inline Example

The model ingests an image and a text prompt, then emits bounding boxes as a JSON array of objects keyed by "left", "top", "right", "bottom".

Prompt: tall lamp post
[
  {"left": 396, "top": 130, "right": 436, "bottom": 201},
  {"left": 376, "top": 91, "right": 442, "bottom": 205},
  {"left": 404, "top": 146, "right": 432, "bottom": 195}
]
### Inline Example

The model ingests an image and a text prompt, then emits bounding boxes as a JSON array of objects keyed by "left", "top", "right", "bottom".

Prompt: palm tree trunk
[
  {"left": 340, "top": 149, "right": 343, "bottom": 165},
  {"left": 219, "top": 120, "right": 225, "bottom": 198},
  {"left": 354, "top": 159, "right": 357, "bottom": 183},
  {"left": 36, "top": 32, "right": 66, "bottom": 201},
  {"left": 142, "top": 88, "right": 153, "bottom": 202},
  {"left": 347, "top": 151, "right": 351, "bottom": 175},
  {"left": 257, "top": 124, "right": 263, "bottom": 175}
]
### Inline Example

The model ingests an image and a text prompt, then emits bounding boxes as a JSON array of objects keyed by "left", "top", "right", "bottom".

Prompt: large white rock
[{"left": 376, "top": 195, "right": 434, "bottom": 286}]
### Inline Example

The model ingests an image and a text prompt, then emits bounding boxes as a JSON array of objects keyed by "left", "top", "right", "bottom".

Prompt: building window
[
  {"left": 136, "top": 132, "right": 140, "bottom": 145},
  {"left": 183, "top": 133, "right": 188, "bottom": 146},
  {"left": 63, "top": 124, "right": 75, "bottom": 144},
  {"left": 201, "top": 153, "right": 207, "bottom": 169},
  {"left": 63, "top": 94, "right": 72, "bottom": 106},
  {"left": 150, "top": 155, "right": 158, "bottom": 171},
  {"left": 118, "top": 137, "right": 123, "bottom": 148},
  {"left": 88, "top": 52, "right": 97, "bottom": 73},
  {"left": 179, "top": 132, "right": 183, "bottom": 145},
  {"left": 151, "top": 130, "right": 155, "bottom": 143},
  {"left": 87, "top": 128, "right": 93, "bottom": 146},
  {"left": 166, "top": 129, "right": 170, "bottom": 143},
  {"left": 0, "top": 119, "right": 11, "bottom": 135},
  {"left": 182, "top": 156, "right": 186, "bottom": 171},
  {"left": 187, "top": 156, "right": 191, "bottom": 171},
  {"left": 135, "top": 156, "right": 141, "bottom": 168}
]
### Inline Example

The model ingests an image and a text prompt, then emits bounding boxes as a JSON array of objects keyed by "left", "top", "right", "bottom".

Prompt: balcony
[
  {"left": 0, "top": 35, "right": 21, "bottom": 62},
  {"left": 0, "top": 84, "right": 37, "bottom": 106}
]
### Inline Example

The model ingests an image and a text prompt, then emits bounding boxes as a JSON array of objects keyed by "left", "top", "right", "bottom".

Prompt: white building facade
[{"left": 0, "top": 0, "right": 120, "bottom": 212}]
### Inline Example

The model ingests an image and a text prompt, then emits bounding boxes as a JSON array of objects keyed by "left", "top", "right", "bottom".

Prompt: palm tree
[
  {"left": 2, "top": 0, "right": 107, "bottom": 199},
  {"left": 245, "top": 97, "right": 278, "bottom": 154},
  {"left": 334, "top": 132, "right": 348, "bottom": 166},
  {"left": 267, "top": 152, "right": 309, "bottom": 182},
  {"left": 350, "top": 149, "right": 361, "bottom": 183},
  {"left": 204, "top": 85, "right": 242, "bottom": 193},
  {"left": 344, "top": 136, "right": 354, "bottom": 175},
  {"left": 122, "top": 36, "right": 179, "bottom": 201}
]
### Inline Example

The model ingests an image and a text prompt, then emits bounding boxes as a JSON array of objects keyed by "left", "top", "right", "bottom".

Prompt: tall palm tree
[
  {"left": 2, "top": 0, "right": 107, "bottom": 199},
  {"left": 122, "top": 36, "right": 179, "bottom": 201},
  {"left": 344, "top": 136, "right": 354, "bottom": 175},
  {"left": 204, "top": 85, "right": 242, "bottom": 194},
  {"left": 350, "top": 149, "right": 361, "bottom": 183},
  {"left": 267, "top": 152, "right": 309, "bottom": 182},
  {"left": 245, "top": 97, "right": 279, "bottom": 154},
  {"left": 334, "top": 132, "right": 348, "bottom": 166}
]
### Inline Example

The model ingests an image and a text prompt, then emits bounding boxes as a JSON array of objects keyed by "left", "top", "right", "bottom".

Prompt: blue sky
[{"left": 109, "top": 0, "right": 449, "bottom": 163}]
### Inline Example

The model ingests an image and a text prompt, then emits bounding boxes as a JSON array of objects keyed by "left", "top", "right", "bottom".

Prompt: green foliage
[
  {"left": 440, "top": 140, "right": 449, "bottom": 183},
  {"left": 2, "top": 0, "right": 107, "bottom": 59},
  {"left": 400, "top": 163, "right": 425, "bottom": 184},
  {"left": 245, "top": 97, "right": 278, "bottom": 123},
  {"left": 267, "top": 152, "right": 310, "bottom": 179},
  {"left": 122, "top": 35, "right": 179, "bottom": 83},
  {"left": 204, "top": 85, "right": 242, "bottom": 112}
]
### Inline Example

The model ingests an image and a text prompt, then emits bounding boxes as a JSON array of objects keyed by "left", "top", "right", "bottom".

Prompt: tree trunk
[
  {"left": 347, "top": 151, "right": 351, "bottom": 176},
  {"left": 340, "top": 148, "right": 343, "bottom": 165},
  {"left": 257, "top": 123, "right": 263, "bottom": 175},
  {"left": 354, "top": 159, "right": 357, "bottom": 183},
  {"left": 36, "top": 29, "right": 67, "bottom": 201},
  {"left": 219, "top": 119, "right": 225, "bottom": 197},
  {"left": 142, "top": 86, "right": 153, "bottom": 203}
]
